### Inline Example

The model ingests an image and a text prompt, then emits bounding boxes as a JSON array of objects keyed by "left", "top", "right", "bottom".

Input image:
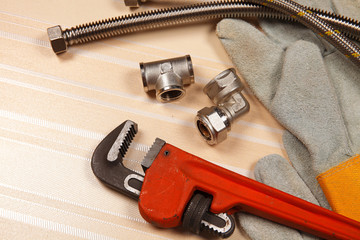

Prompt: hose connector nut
[
  {"left": 124, "top": 0, "right": 147, "bottom": 7},
  {"left": 140, "top": 55, "right": 194, "bottom": 103},
  {"left": 47, "top": 25, "right": 67, "bottom": 54},
  {"left": 195, "top": 68, "right": 249, "bottom": 145}
]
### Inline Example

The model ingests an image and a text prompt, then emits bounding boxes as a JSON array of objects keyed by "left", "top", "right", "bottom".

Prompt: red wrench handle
[{"left": 139, "top": 143, "right": 360, "bottom": 240}]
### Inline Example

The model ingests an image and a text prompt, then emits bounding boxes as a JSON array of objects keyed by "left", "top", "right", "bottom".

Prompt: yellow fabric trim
[{"left": 317, "top": 155, "right": 360, "bottom": 221}]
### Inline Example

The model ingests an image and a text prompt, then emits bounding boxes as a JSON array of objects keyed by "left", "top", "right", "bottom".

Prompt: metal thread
[{"left": 61, "top": 0, "right": 360, "bottom": 66}]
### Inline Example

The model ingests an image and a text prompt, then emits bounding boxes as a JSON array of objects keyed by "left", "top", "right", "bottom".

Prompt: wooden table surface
[{"left": 0, "top": 1, "right": 285, "bottom": 239}]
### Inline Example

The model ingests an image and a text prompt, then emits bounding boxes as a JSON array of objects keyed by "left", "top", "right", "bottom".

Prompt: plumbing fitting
[
  {"left": 196, "top": 68, "right": 249, "bottom": 145},
  {"left": 124, "top": 0, "right": 147, "bottom": 7},
  {"left": 47, "top": 26, "right": 67, "bottom": 54},
  {"left": 140, "top": 55, "right": 194, "bottom": 102}
]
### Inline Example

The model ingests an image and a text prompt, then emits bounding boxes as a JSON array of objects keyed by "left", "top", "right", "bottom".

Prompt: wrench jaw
[
  {"left": 141, "top": 138, "right": 166, "bottom": 172},
  {"left": 91, "top": 120, "right": 235, "bottom": 237},
  {"left": 183, "top": 192, "right": 235, "bottom": 238},
  {"left": 201, "top": 212, "right": 235, "bottom": 238},
  {"left": 91, "top": 120, "right": 144, "bottom": 200}
]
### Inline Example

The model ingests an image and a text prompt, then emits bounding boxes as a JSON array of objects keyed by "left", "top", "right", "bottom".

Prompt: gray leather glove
[{"left": 216, "top": 0, "right": 360, "bottom": 239}]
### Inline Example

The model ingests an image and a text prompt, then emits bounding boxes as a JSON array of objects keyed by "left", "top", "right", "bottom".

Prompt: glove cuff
[{"left": 317, "top": 155, "right": 360, "bottom": 221}]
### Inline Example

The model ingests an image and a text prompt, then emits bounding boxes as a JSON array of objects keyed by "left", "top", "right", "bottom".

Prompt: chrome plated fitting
[
  {"left": 47, "top": 25, "right": 67, "bottom": 54},
  {"left": 124, "top": 0, "right": 147, "bottom": 7},
  {"left": 195, "top": 68, "right": 249, "bottom": 145},
  {"left": 140, "top": 55, "right": 194, "bottom": 103}
]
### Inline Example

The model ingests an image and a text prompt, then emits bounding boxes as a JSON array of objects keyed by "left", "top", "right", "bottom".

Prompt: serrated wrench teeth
[
  {"left": 201, "top": 213, "right": 235, "bottom": 238},
  {"left": 107, "top": 120, "right": 137, "bottom": 162}
]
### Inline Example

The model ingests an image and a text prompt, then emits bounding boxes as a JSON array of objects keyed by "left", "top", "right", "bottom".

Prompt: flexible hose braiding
[{"left": 62, "top": 0, "right": 360, "bottom": 66}]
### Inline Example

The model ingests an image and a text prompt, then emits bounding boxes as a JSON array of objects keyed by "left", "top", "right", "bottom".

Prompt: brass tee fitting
[
  {"left": 195, "top": 68, "right": 250, "bottom": 145},
  {"left": 140, "top": 55, "right": 194, "bottom": 103}
]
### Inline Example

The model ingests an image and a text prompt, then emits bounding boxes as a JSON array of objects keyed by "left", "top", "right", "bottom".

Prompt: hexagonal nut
[
  {"left": 124, "top": 0, "right": 142, "bottom": 7},
  {"left": 47, "top": 25, "right": 67, "bottom": 54},
  {"left": 204, "top": 68, "right": 243, "bottom": 104},
  {"left": 195, "top": 106, "right": 228, "bottom": 145}
]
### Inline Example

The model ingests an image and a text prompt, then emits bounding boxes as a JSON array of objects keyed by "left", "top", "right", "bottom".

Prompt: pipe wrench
[{"left": 91, "top": 120, "right": 360, "bottom": 239}]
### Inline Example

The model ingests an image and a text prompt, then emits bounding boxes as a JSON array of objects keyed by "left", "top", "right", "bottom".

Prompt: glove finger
[
  {"left": 258, "top": 0, "right": 334, "bottom": 55},
  {"left": 332, "top": 0, "right": 360, "bottom": 20},
  {"left": 290, "top": 0, "right": 333, "bottom": 9},
  {"left": 254, "top": 154, "right": 319, "bottom": 204},
  {"left": 324, "top": 50, "right": 360, "bottom": 153},
  {"left": 259, "top": 19, "right": 334, "bottom": 55},
  {"left": 282, "top": 130, "right": 331, "bottom": 209},
  {"left": 238, "top": 154, "right": 320, "bottom": 240},
  {"left": 269, "top": 41, "right": 354, "bottom": 205},
  {"left": 216, "top": 18, "right": 284, "bottom": 107},
  {"left": 239, "top": 212, "right": 308, "bottom": 240},
  {"left": 270, "top": 40, "right": 353, "bottom": 171}
]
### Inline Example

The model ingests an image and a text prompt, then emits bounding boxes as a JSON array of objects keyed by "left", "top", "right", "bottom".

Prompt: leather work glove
[{"left": 216, "top": 0, "right": 360, "bottom": 239}]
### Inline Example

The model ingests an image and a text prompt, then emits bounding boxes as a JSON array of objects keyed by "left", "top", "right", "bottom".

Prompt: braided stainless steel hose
[{"left": 47, "top": 0, "right": 360, "bottom": 66}]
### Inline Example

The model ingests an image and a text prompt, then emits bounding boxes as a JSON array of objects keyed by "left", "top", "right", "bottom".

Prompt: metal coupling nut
[
  {"left": 195, "top": 68, "right": 250, "bottom": 145},
  {"left": 124, "top": 0, "right": 147, "bottom": 7},
  {"left": 47, "top": 25, "right": 67, "bottom": 54},
  {"left": 140, "top": 55, "right": 194, "bottom": 103}
]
